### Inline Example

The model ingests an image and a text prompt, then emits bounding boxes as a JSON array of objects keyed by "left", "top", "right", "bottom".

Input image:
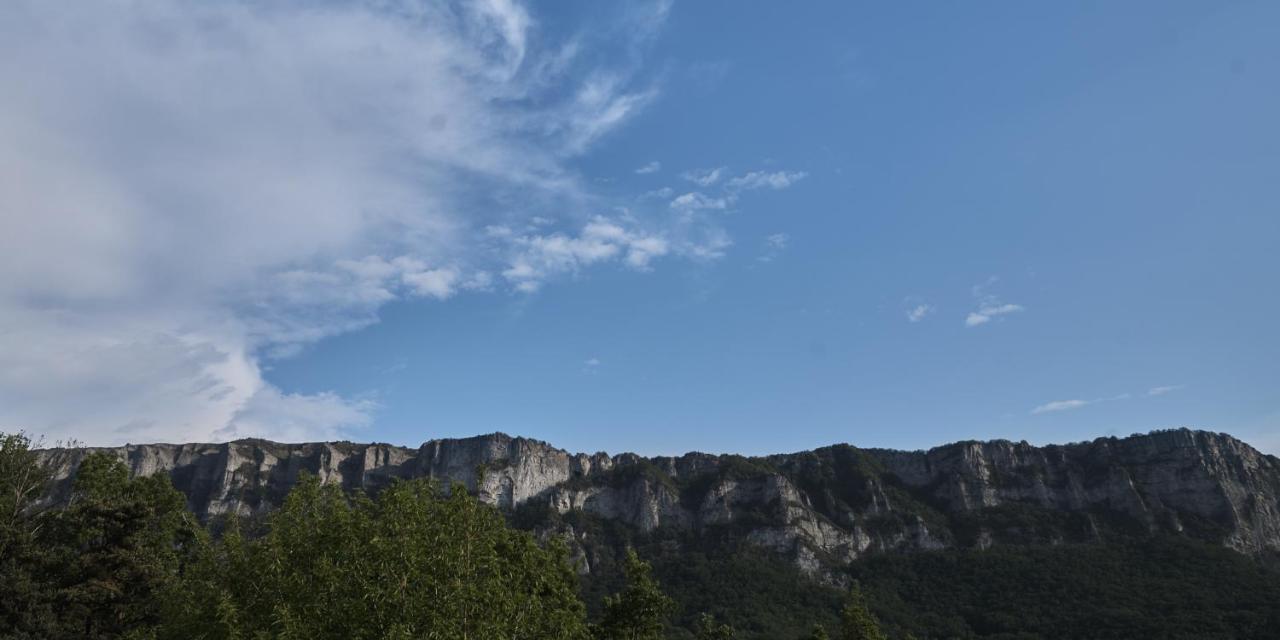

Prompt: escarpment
[{"left": 39, "top": 428, "right": 1280, "bottom": 575}]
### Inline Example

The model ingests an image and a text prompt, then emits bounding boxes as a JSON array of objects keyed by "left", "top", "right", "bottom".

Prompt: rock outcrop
[{"left": 38, "top": 428, "right": 1280, "bottom": 575}]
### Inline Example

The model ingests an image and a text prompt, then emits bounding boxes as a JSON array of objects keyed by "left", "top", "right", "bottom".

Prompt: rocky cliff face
[{"left": 38, "top": 429, "right": 1280, "bottom": 575}]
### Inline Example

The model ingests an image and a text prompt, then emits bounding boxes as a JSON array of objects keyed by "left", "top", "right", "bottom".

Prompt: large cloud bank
[{"left": 0, "top": 0, "right": 692, "bottom": 444}]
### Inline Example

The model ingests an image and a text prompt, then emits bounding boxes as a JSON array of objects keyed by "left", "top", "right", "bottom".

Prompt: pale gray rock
[{"left": 37, "top": 429, "right": 1280, "bottom": 574}]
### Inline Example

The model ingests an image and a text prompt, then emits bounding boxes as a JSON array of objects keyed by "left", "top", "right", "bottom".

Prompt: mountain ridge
[{"left": 37, "top": 427, "right": 1280, "bottom": 577}]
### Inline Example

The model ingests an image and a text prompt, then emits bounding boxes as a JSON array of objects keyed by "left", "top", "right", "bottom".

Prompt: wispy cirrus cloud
[
  {"left": 906, "top": 304, "right": 935, "bottom": 323},
  {"left": 1031, "top": 399, "right": 1092, "bottom": 415},
  {"left": 682, "top": 167, "right": 727, "bottom": 187},
  {"left": 1148, "top": 385, "right": 1186, "bottom": 396},
  {"left": 670, "top": 192, "right": 732, "bottom": 213},
  {"left": 726, "top": 170, "right": 807, "bottom": 191},
  {"left": 965, "top": 278, "right": 1025, "bottom": 327},
  {"left": 965, "top": 304, "right": 1024, "bottom": 327},
  {"left": 501, "top": 216, "right": 672, "bottom": 292},
  {"left": 666, "top": 167, "right": 806, "bottom": 214},
  {"left": 1030, "top": 391, "right": 1148, "bottom": 415},
  {"left": 635, "top": 161, "right": 662, "bottom": 174}
]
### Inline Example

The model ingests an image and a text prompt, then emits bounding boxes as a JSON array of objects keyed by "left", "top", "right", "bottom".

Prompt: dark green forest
[{"left": 4, "top": 432, "right": 1279, "bottom": 639}]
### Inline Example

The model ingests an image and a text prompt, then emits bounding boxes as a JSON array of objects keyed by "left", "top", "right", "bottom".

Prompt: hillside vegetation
[{"left": 6, "top": 431, "right": 1280, "bottom": 639}]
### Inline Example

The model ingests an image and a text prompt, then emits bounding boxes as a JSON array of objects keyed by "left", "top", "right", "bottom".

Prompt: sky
[{"left": 1, "top": 0, "right": 1277, "bottom": 456}]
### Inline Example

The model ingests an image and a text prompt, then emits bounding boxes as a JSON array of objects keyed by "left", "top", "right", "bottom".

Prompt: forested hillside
[{"left": 8, "top": 430, "right": 1280, "bottom": 639}]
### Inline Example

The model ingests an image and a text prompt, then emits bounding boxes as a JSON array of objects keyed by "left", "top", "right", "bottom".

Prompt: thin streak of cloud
[
  {"left": 965, "top": 277, "right": 1024, "bottom": 327},
  {"left": 1031, "top": 399, "right": 1091, "bottom": 415},
  {"left": 726, "top": 170, "right": 807, "bottom": 191},
  {"left": 669, "top": 192, "right": 731, "bottom": 213},
  {"left": 1030, "top": 392, "right": 1135, "bottom": 415}
]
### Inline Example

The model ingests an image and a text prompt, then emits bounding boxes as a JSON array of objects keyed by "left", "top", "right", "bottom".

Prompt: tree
[
  {"left": 0, "top": 441, "right": 198, "bottom": 639},
  {"left": 838, "top": 584, "right": 885, "bottom": 640},
  {"left": 158, "top": 475, "right": 589, "bottom": 640},
  {"left": 0, "top": 432, "right": 55, "bottom": 637},
  {"left": 807, "top": 624, "right": 830, "bottom": 640},
  {"left": 0, "top": 432, "right": 49, "bottom": 544},
  {"left": 593, "top": 549, "right": 675, "bottom": 640},
  {"left": 694, "top": 612, "right": 735, "bottom": 640},
  {"left": 51, "top": 452, "right": 198, "bottom": 638}
]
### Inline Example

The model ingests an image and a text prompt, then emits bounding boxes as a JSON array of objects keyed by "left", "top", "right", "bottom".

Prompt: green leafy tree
[
  {"left": 807, "top": 625, "right": 830, "bottom": 640},
  {"left": 0, "top": 441, "right": 197, "bottom": 639},
  {"left": 838, "top": 584, "right": 885, "bottom": 640},
  {"left": 0, "top": 432, "right": 56, "bottom": 637},
  {"left": 52, "top": 452, "right": 198, "bottom": 638},
  {"left": 694, "top": 612, "right": 735, "bottom": 640},
  {"left": 159, "top": 475, "right": 589, "bottom": 640},
  {"left": 0, "top": 433, "right": 49, "bottom": 544},
  {"left": 593, "top": 549, "right": 675, "bottom": 640}
]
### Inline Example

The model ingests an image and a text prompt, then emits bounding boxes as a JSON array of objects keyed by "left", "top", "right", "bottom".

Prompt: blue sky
[{"left": 1, "top": 1, "right": 1276, "bottom": 455}]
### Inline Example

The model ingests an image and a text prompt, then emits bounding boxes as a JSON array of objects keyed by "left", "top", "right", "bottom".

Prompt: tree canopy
[
  {"left": 1, "top": 435, "right": 196, "bottom": 639},
  {"left": 161, "top": 474, "right": 590, "bottom": 640},
  {"left": 838, "top": 584, "right": 885, "bottom": 640},
  {"left": 593, "top": 548, "right": 676, "bottom": 640}
]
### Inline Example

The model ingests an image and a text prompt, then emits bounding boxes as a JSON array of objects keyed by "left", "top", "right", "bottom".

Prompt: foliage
[
  {"left": 0, "top": 442, "right": 197, "bottom": 639},
  {"left": 53, "top": 453, "right": 197, "bottom": 638},
  {"left": 561, "top": 509, "right": 844, "bottom": 639},
  {"left": 838, "top": 584, "right": 885, "bottom": 640},
  {"left": 693, "top": 613, "right": 735, "bottom": 640},
  {"left": 848, "top": 537, "right": 1280, "bottom": 639},
  {"left": 159, "top": 474, "right": 589, "bottom": 640},
  {"left": 0, "top": 432, "right": 53, "bottom": 638},
  {"left": 6, "top": 430, "right": 1280, "bottom": 640},
  {"left": 593, "top": 549, "right": 676, "bottom": 640},
  {"left": 565, "top": 499, "right": 1280, "bottom": 639}
]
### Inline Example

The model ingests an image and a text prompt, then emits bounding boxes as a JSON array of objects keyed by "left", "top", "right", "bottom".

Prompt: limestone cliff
[{"left": 38, "top": 428, "right": 1280, "bottom": 575}]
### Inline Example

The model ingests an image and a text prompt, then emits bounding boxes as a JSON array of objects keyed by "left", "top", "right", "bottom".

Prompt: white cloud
[
  {"left": 501, "top": 216, "right": 671, "bottom": 291},
  {"left": 1148, "top": 385, "right": 1185, "bottom": 396},
  {"left": 670, "top": 192, "right": 731, "bottom": 213},
  {"left": 1030, "top": 392, "right": 1134, "bottom": 416},
  {"left": 665, "top": 168, "right": 806, "bottom": 216},
  {"left": 965, "top": 303, "right": 1024, "bottom": 327},
  {"left": 906, "top": 304, "right": 934, "bottom": 323},
  {"left": 684, "top": 229, "right": 733, "bottom": 261},
  {"left": 1031, "top": 399, "right": 1091, "bottom": 414},
  {"left": 0, "top": 0, "right": 674, "bottom": 446},
  {"left": 402, "top": 267, "right": 462, "bottom": 300},
  {"left": 726, "top": 170, "right": 807, "bottom": 191},
  {"left": 625, "top": 236, "right": 672, "bottom": 269},
  {"left": 682, "top": 167, "right": 727, "bottom": 187},
  {"left": 221, "top": 387, "right": 377, "bottom": 444},
  {"left": 635, "top": 161, "right": 661, "bottom": 174},
  {"left": 559, "top": 75, "right": 658, "bottom": 155},
  {"left": 965, "top": 278, "right": 1025, "bottom": 327}
]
